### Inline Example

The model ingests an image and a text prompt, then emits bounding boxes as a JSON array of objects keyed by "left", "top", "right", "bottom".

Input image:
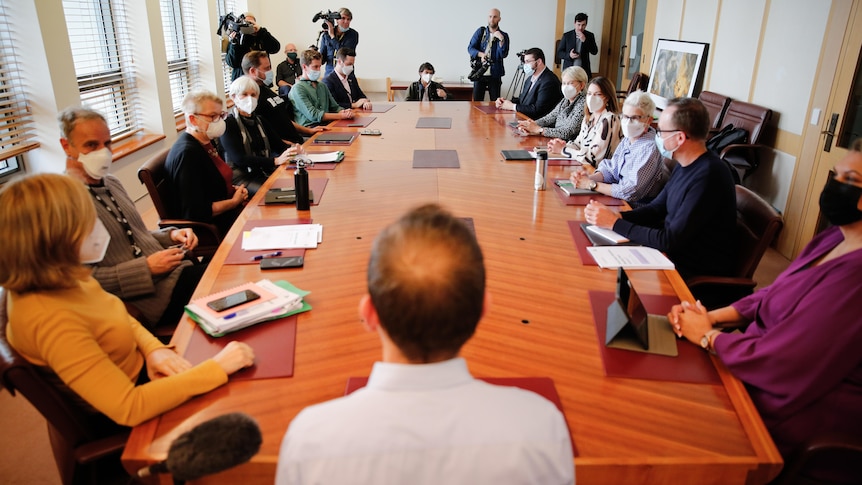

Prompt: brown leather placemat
[
  {"left": 330, "top": 116, "right": 376, "bottom": 128},
  {"left": 413, "top": 149, "right": 460, "bottom": 168}
]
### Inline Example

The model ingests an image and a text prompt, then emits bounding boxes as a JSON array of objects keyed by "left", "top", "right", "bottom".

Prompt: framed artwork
[{"left": 647, "top": 39, "right": 709, "bottom": 110}]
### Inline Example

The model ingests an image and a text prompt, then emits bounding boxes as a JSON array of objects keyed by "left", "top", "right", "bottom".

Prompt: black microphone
[{"left": 137, "top": 412, "right": 262, "bottom": 482}]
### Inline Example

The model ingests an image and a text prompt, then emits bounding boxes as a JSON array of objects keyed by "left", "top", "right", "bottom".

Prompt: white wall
[{"left": 251, "top": 1, "right": 559, "bottom": 96}]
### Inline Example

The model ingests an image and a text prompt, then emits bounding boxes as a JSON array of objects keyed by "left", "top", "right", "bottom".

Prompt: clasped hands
[
  {"left": 668, "top": 300, "right": 715, "bottom": 344},
  {"left": 146, "top": 341, "right": 255, "bottom": 380},
  {"left": 516, "top": 120, "right": 542, "bottom": 136}
]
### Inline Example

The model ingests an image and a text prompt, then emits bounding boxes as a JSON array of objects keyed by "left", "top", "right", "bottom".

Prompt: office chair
[
  {"left": 686, "top": 185, "right": 783, "bottom": 310},
  {"left": 616, "top": 72, "right": 649, "bottom": 103},
  {"left": 770, "top": 432, "right": 862, "bottom": 485},
  {"left": 0, "top": 289, "right": 130, "bottom": 485},
  {"left": 716, "top": 100, "right": 773, "bottom": 181},
  {"left": 698, "top": 91, "right": 732, "bottom": 132},
  {"left": 137, "top": 147, "right": 221, "bottom": 261}
]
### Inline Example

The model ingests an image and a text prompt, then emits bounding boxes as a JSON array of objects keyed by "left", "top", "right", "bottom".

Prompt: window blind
[
  {"left": 63, "top": 0, "right": 140, "bottom": 139},
  {"left": 0, "top": 0, "right": 38, "bottom": 165},
  {"left": 218, "top": 0, "right": 238, "bottom": 94},
  {"left": 161, "top": 0, "right": 199, "bottom": 115}
]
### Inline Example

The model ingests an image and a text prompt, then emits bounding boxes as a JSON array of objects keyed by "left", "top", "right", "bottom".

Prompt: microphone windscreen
[{"left": 166, "top": 412, "right": 262, "bottom": 481}]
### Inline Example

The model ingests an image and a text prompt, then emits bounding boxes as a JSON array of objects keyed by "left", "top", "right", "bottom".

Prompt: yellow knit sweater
[{"left": 6, "top": 276, "right": 227, "bottom": 426}]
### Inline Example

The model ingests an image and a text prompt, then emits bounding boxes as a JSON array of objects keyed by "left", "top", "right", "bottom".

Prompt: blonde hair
[
  {"left": 0, "top": 173, "right": 95, "bottom": 292},
  {"left": 562, "top": 66, "right": 587, "bottom": 86}
]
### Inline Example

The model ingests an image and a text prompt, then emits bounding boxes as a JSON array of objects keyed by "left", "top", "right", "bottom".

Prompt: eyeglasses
[
  {"left": 620, "top": 114, "right": 645, "bottom": 122},
  {"left": 655, "top": 128, "right": 683, "bottom": 137},
  {"left": 194, "top": 111, "right": 228, "bottom": 121}
]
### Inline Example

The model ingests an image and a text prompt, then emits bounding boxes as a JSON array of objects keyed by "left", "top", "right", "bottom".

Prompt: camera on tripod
[
  {"left": 216, "top": 12, "right": 255, "bottom": 44},
  {"left": 468, "top": 56, "right": 491, "bottom": 82},
  {"left": 312, "top": 10, "right": 342, "bottom": 26},
  {"left": 515, "top": 50, "right": 528, "bottom": 64}
]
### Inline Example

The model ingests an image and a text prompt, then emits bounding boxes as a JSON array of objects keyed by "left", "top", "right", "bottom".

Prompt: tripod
[{"left": 506, "top": 62, "right": 526, "bottom": 102}]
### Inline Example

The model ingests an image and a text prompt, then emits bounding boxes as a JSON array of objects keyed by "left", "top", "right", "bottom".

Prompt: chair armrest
[
  {"left": 686, "top": 276, "right": 757, "bottom": 290},
  {"left": 157, "top": 219, "right": 220, "bottom": 243},
  {"left": 74, "top": 431, "right": 130, "bottom": 464},
  {"left": 719, "top": 142, "right": 770, "bottom": 159}
]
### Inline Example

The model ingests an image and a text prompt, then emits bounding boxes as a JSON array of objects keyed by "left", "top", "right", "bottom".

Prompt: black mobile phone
[
  {"left": 260, "top": 255, "right": 304, "bottom": 269},
  {"left": 206, "top": 289, "right": 261, "bottom": 312}
]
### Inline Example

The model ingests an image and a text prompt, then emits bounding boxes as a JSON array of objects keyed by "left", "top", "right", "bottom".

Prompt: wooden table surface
[{"left": 122, "top": 102, "right": 782, "bottom": 484}]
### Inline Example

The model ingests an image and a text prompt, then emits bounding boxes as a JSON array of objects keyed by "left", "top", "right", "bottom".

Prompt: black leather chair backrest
[
  {"left": 721, "top": 100, "right": 772, "bottom": 144},
  {"left": 698, "top": 91, "right": 731, "bottom": 130},
  {"left": 733, "top": 185, "right": 784, "bottom": 279}
]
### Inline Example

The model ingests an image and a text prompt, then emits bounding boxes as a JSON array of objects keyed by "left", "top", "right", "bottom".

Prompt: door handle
[
  {"left": 822, "top": 113, "right": 839, "bottom": 152},
  {"left": 619, "top": 45, "right": 627, "bottom": 67}
]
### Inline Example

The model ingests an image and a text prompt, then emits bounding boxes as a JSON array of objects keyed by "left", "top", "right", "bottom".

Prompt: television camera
[{"left": 216, "top": 12, "right": 255, "bottom": 45}]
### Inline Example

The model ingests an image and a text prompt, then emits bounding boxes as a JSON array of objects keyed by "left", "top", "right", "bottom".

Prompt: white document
[
  {"left": 304, "top": 151, "right": 344, "bottom": 163},
  {"left": 586, "top": 246, "right": 675, "bottom": 270},
  {"left": 242, "top": 224, "right": 323, "bottom": 250}
]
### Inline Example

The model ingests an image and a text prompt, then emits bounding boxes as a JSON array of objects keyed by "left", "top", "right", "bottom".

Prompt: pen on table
[
  {"left": 223, "top": 309, "right": 250, "bottom": 320},
  {"left": 251, "top": 251, "right": 282, "bottom": 261}
]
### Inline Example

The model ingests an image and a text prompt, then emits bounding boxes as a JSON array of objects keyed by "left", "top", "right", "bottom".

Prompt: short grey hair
[
  {"left": 229, "top": 75, "right": 260, "bottom": 98},
  {"left": 181, "top": 90, "right": 223, "bottom": 116},
  {"left": 57, "top": 107, "right": 106, "bottom": 139},
  {"left": 623, "top": 90, "right": 655, "bottom": 118},
  {"left": 561, "top": 66, "right": 588, "bottom": 85}
]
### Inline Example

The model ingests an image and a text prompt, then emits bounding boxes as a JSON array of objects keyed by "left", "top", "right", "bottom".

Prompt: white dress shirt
[{"left": 276, "top": 357, "right": 574, "bottom": 485}]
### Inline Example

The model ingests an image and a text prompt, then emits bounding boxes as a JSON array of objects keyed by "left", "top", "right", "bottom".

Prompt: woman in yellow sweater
[{"left": 0, "top": 173, "right": 255, "bottom": 427}]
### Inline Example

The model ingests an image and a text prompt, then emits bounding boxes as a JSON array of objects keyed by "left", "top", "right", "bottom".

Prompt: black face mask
[{"left": 819, "top": 176, "right": 862, "bottom": 226}]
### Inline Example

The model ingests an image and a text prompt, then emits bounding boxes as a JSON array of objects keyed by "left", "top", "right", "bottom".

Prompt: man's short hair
[
  {"left": 623, "top": 90, "right": 656, "bottom": 118},
  {"left": 367, "top": 204, "right": 486, "bottom": 363},
  {"left": 300, "top": 49, "right": 322, "bottom": 67},
  {"left": 57, "top": 107, "right": 106, "bottom": 139},
  {"left": 181, "top": 91, "right": 223, "bottom": 116},
  {"left": 525, "top": 47, "right": 545, "bottom": 64},
  {"left": 575, "top": 12, "right": 588, "bottom": 22},
  {"left": 666, "top": 97, "right": 710, "bottom": 141},
  {"left": 418, "top": 62, "right": 435, "bottom": 73},
  {"left": 241, "top": 51, "right": 269, "bottom": 75},
  {"left": 336, "top": 47, "right": 356, "bottom": 62}
]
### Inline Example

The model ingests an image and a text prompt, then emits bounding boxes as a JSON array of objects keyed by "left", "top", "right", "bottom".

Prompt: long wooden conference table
[{"left": 122, "top": 102, "right": 782, "bottom": 484}]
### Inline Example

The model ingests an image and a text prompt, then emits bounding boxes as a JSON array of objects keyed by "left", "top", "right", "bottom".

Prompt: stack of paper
[
  {"left": 242, "top": 224, "right": 323, "bottom": 250},
  {"left": 303, "top": 151, "right": 344, "bottom": 163},
  {"left": 184, "top": 279, "right": 311, "bottom": 336},
  {"left": 586, "top": 246, "right": 675, "bottom": 270}
]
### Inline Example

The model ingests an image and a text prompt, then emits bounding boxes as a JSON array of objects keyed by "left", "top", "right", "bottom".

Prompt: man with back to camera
[
  {"left": 585, "top": 97, "right": 736, "bottom": 294},
  {"left": 467, "top": 8, "right": 510, "bottom": 101},
  {"left": 58, "top": 107, "right": 206, "bottom": 330},
  {"left": 224, "top": 12, "right": 280, "bottom": 82},
  {"left": 289, "top": 49, "right": 355, "bottom": 127},
  {"left": 322, "top": 47, "right": 372, "bottom": 110},
  {"left": 319, "top": 7, "right": 358, "bottom": 76},
  {"left": 496, "top": 47, "right": 563, "bottom": 120},
  {"left": 275, "top": 204, "right": 574, "bottom": 485},
  {"left": 557, "top": 12, "right": 598, "bottom": 79}
]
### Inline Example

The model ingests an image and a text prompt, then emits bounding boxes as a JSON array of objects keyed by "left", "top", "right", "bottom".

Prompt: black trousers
[{"left": 473, "top": 76, "right": 502, "bottom": 101}]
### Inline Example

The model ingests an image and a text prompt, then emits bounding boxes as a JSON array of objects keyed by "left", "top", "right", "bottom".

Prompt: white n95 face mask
[
  {"left": 621, "top": 119, "right": 646, "bottom": 139},
  {"left": 421, "top": 73, "right": 432, "bottom": 84},
  {"left": 205, "top": 118, "right": 227, "bottom": 139},
  {"left": 235, "top": 96, "right": 258, "bottom": 115},
  {"left": 341, "top": 65, "right": 354, "bottom": 76},
  {"left": 79, "top": 218, "right": 111, "bottom": 264},
  {"left": 77, "top": 147, "right": 113, "bottom": 180},
  {"left": 586, "top": 94, "right": 604, "bottom": 112}
]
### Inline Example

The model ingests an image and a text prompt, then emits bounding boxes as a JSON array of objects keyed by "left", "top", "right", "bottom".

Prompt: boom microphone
[{"left": 137, "top": 412, "right": 262, "bottom": 483}]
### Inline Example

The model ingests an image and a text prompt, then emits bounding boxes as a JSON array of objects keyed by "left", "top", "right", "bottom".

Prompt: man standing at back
[
  {"left": 467, "top": 8, "right": 509, "bottom": 101},
  {"left": 276, "top": 204, "right": 574, "bottom": 485},
  {"left": 585, "top": 97, "right": 736, "bottom": 293},
  {"left": 557, "top": 13, "right": 598, "bottom": 79}
]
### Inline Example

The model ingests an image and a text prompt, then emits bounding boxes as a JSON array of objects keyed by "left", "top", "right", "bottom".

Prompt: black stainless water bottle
[{"left": 294, "top": 159, "right": 310, "bottom": 211}]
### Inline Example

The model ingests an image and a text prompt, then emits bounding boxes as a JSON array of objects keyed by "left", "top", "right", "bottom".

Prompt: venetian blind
[
  {"left": 161, "top": 0, "right": 200, "bottom": 114},
  {"left": 63, "top": 0, "right": 140, "bottom": 139},
  {"left": 0, "top": 0, "right": 38, "bottom": 166}
]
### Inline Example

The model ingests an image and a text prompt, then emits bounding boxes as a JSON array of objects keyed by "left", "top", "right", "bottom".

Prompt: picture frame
[{"left": 647, "top": 39, "right": 709, "bottom": 110}]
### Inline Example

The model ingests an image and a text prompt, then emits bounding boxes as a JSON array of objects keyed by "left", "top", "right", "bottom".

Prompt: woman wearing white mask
[
  {"left": 221, "top": 76, "right": 303, "bottom": 196},
  {"left": 570, "top": 90, "right": 668, "bottom": 206},
  {"left": 406, "top": 62, "right": 449, "bottom": 101},
  {"left": 1, "top": 173, "right": 255, "bottom": 429},
  {"left": 517, "top": 66, "right": 587, "bottom": 140},
  {"left": 166, "top": 91, "right": 249, "bottom": 238},
  {"left": 547, "top": 76, "right": 622, "bottom": 167}
]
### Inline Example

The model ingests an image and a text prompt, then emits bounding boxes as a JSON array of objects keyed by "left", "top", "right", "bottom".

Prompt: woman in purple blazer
[{"left": 669, "top": 139, "right": 862, "bottom": 484}]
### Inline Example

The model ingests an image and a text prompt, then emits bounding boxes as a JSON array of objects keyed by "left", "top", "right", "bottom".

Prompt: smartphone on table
[{"left": 206, "top": 289, "right": 261, "bottom": 312}]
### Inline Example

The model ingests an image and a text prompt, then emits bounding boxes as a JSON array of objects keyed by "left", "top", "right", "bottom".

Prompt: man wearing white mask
[
  {"left": 584, "top": 97, "right": 736, "bottom": 286},
  {"left": 406, "top": 62, "right": 449, "bottom": 101},
  {"left": 59, "top": 107, "right": 206, "bottom": 331},
  {"left": 289, "top": 49, "right": 354, "bottom": 127},
  {"left": 571, "top": 91, "right": 668, "bottom": 206},
  {"left": 323, "top": 47, "right": 372, "bottom": 110}
]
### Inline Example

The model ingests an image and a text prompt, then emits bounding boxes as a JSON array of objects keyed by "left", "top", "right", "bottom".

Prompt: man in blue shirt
[{"left": 467, "top": 8, "right": 509, "bottom": 101}]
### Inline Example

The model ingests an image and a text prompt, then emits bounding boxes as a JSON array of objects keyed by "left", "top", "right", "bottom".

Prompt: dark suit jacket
[
  {"left": 322, "top": 71, "right": 367, "bottom": 109},
  {"left": 557, "top": 29, "right": 598, "bottom": 78},
  {"left": 405, "top": 81, "right": 449, "bottom": 101},
  {"left": 517, "top": 67, "right": 563, "bottom": 120}
]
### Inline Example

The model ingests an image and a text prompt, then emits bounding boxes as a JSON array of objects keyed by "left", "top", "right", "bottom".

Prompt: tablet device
[
  {"left": 501, "top": 150, "right": 533, "bottom": 160},
  {"left": 605, "top": 268, "right": 678, "bottom": 356}
]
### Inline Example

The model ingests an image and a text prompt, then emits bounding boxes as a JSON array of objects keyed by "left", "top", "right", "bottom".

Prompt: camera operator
[
  {"left": 319, "top": 8, "right": 358, "bottom": 76},
  {"left": 467, "top": 8, "right": 509, "bottom": 101},
  {"left": 225, "top": 12, "right": 280, "bottom": 82}
]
